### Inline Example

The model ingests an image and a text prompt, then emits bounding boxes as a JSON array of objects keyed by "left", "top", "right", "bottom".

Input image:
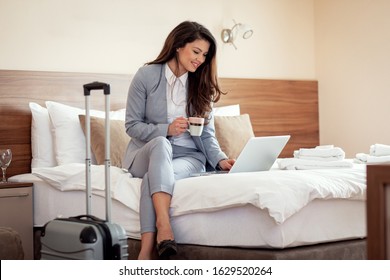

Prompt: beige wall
[
  {"left": 315, "top": 0, "right": 390, "bottom": 157},
  {"left": 0, "top": 0, "right": 315, "bottom": 79}
]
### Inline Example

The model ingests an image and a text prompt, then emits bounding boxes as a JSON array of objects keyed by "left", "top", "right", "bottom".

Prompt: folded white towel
[
  {"left": 354, "top": 153, "right": 390, "bottom": 164},
  {"left": 369, "top": 144, "right": 390, "bottom": 156},
  {"left": 315, "top": 145, "right": 335, "bottom": 149},
  {"left": 278, "top": 158, "right": 353, "bottom": 170},
  {"left": 294, "top": 145, "right": 345, "bottom": 160},
  {"left": 293, "top": 154, "right": 344, "bottom": 161}
]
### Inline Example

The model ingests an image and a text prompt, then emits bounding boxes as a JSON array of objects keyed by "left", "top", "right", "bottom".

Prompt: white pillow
[
  {"left": 213, "top": 104, "right": 240, "bottom": 116},
  {"left": 29, "top": 102, "right": 57, "bottom": 168},
  {"left": 46, "top": 101, "right": 126, "bottom": 165}
]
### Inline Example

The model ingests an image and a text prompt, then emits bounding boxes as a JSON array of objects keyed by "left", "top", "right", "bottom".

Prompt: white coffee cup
[{"left": 188, "top": 117, "right": 204, "bottom": 136}]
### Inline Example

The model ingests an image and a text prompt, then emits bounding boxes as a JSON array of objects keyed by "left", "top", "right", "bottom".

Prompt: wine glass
[{"left": 0, "top": 149, "right": 12, "bottom": 183}]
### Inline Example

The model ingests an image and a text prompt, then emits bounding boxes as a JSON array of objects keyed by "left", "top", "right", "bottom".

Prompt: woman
[{"left": 123, "top": 21, "right": 235, "bottom": 260}]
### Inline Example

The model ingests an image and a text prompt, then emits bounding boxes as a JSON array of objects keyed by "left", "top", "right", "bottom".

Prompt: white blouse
[{"left": 165, "top": 64, "right": 196, "bottom": 149}]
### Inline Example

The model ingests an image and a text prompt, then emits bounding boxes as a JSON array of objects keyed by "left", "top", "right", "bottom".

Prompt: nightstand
[{"left": 0, "top": 182, "right": 33, "bottom": 260}]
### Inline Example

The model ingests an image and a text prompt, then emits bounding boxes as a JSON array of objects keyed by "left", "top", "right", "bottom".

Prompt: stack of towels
[
  {"left": 354, "top": 144, "right": 390, "bottom": 164},
  {"left": 278, "top": 145, "right": 353, "bottom": 170}
]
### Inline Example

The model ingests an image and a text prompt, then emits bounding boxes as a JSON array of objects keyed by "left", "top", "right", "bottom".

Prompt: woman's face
[{"left": 176, "top": 39, "right": 210, "bottom": 75}]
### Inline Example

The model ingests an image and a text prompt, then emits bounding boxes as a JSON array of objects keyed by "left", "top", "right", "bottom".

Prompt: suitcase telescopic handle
[
  {"left": 83, "top": 81, "right": 112, "bottom": 222},
  {"left": 83, "top": 81, "right": 110, "bottom": 96}
]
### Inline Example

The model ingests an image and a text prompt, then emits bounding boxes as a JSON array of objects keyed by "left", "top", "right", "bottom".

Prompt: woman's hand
[
  {"left": 218, "top": 158, "right": 236, "bottom": 171},
  {"left": 168, "top": 116, "right": 188, "bottom": 136}
]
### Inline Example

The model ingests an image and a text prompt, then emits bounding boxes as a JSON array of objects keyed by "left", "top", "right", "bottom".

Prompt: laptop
[{"left": 190, "top": 135, "right": 290, "bottom": 176}]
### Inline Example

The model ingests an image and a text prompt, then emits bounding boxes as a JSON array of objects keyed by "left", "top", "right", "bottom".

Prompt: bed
[{"left": 0, "top": 69, "right": 367, "bottom": 260}]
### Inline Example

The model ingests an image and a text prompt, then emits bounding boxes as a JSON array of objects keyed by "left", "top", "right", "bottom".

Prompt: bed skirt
[
  {"left": 127, "top": 238, "right": 366, "bottom": 260},
  {"left": 34, "top": 227, "right": 366, "bottom": 260}
]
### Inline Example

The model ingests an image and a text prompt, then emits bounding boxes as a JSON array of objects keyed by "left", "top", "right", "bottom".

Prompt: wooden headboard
[{"left": 0, "top": 70, "right": 318, "bottom": 178}]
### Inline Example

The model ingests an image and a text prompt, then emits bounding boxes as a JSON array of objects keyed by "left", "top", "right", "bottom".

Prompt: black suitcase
[{"left": 40, "top": 82, "right": 128, "bottom": 260}]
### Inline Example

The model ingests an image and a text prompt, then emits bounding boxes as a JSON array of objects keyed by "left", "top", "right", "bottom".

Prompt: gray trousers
[{"left": 128, "top": 136, "right": 206, "bottom": 233}]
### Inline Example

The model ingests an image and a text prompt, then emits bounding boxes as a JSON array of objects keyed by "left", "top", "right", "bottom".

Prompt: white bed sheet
[
  {"left": 9, "top": 162, "right": 367, "bottom": 249},
  {"left": 172, "top": 163, "right": 366, "bottom": 224}
]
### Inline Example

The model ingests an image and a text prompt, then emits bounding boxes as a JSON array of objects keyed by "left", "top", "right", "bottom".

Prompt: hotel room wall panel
[
  {"left": 218, "top": 78, "right": 319, "bottom": 157},
  {"left": 0, "top": 70, "right": 318, "bottom": 177}
]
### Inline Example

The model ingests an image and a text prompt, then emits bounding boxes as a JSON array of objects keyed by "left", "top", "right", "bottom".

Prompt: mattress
[
  {"left": 9, "top": 161, "right": 366, "bottom": 249},
  {"left": 172, "top": 200, "right": 365, "bottom": 248}
]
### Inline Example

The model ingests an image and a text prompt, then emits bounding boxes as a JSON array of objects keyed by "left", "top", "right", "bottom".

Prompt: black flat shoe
[{"left": 157, "top": 240, "right": 177, "bottom": 259}]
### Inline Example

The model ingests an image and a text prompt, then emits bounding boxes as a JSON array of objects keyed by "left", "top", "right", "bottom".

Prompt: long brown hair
[{"left": 147, "top": 21, "right": 225, "bottom": 120}]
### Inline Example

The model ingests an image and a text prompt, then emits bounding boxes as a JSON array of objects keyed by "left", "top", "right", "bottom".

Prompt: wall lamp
[{"left": 221, "top": 20, "right": 253, "bottom": 49}]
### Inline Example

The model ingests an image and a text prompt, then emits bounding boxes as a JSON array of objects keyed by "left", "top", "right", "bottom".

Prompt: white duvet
[
  {"left": 32, "top": 164, "right": 142, "bottom": 213},
  {"left": 32, "top": 162, "right": 366, "bottom": 224}
]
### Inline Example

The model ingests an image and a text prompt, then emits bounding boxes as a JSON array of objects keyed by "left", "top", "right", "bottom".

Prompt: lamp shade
[
  {"left": 221, "top": 21, "right": 253, "bottom": 49},
  {"left": 240, "top": 24, "right": 253, "bottom": 39}
]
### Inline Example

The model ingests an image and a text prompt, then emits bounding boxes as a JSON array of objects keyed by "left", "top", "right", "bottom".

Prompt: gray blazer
[{"left": 122, "top": 64, "right": 227, "bottom": 171}]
